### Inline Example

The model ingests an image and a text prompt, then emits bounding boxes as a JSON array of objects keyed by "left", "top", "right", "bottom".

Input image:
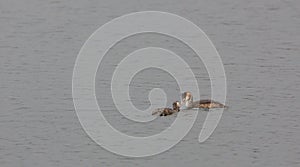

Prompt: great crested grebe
[
  {"left": 152, "top": 101, "right": 181, "bottom": 116},
  {"left": 181, "top": 91, "right": 227, "bottom": 109}
]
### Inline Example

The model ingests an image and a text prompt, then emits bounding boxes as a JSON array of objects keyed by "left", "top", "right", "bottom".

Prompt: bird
[
  {"left": 181, "top": 91, "right": 227, "bottom": 109},
  {"left": 152, "top": 101, "right": 181, "bottom": 116}
]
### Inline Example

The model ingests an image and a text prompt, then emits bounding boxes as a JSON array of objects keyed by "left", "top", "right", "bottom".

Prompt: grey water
[{"left": 1, "top": 0, "right": 300, "bottom": 166}]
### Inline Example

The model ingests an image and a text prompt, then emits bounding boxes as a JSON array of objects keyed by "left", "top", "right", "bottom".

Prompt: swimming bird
[
  {"left": 181, "top": 91, "right": 227, "bottom": 109},
  {"left": 152, "top": 101, "right": 181, "bottom": 116}
]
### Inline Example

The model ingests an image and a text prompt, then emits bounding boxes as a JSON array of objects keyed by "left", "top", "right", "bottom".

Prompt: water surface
[{"left": 0, "top": 0, "right": 299, "bottom": 166}]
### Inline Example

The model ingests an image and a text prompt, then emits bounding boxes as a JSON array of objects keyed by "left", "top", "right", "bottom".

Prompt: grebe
[
  {"left": 152, "top": 101, "right": 180, "bottom": 116},
  {"left": 181, "top": 91, "right": 227, "bottom": 109}
]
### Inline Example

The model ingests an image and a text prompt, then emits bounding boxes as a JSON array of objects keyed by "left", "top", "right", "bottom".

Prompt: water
[{"left": 1, "top": 0, "right": 300, "bottom": 166}]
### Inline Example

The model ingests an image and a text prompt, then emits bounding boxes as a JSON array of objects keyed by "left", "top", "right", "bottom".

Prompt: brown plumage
[
  {"left": 181, "top": 92, "right": 227, "bottom": 109},
  {"left": 152, "top": 101, "right": 180, "bottom": 116}
]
